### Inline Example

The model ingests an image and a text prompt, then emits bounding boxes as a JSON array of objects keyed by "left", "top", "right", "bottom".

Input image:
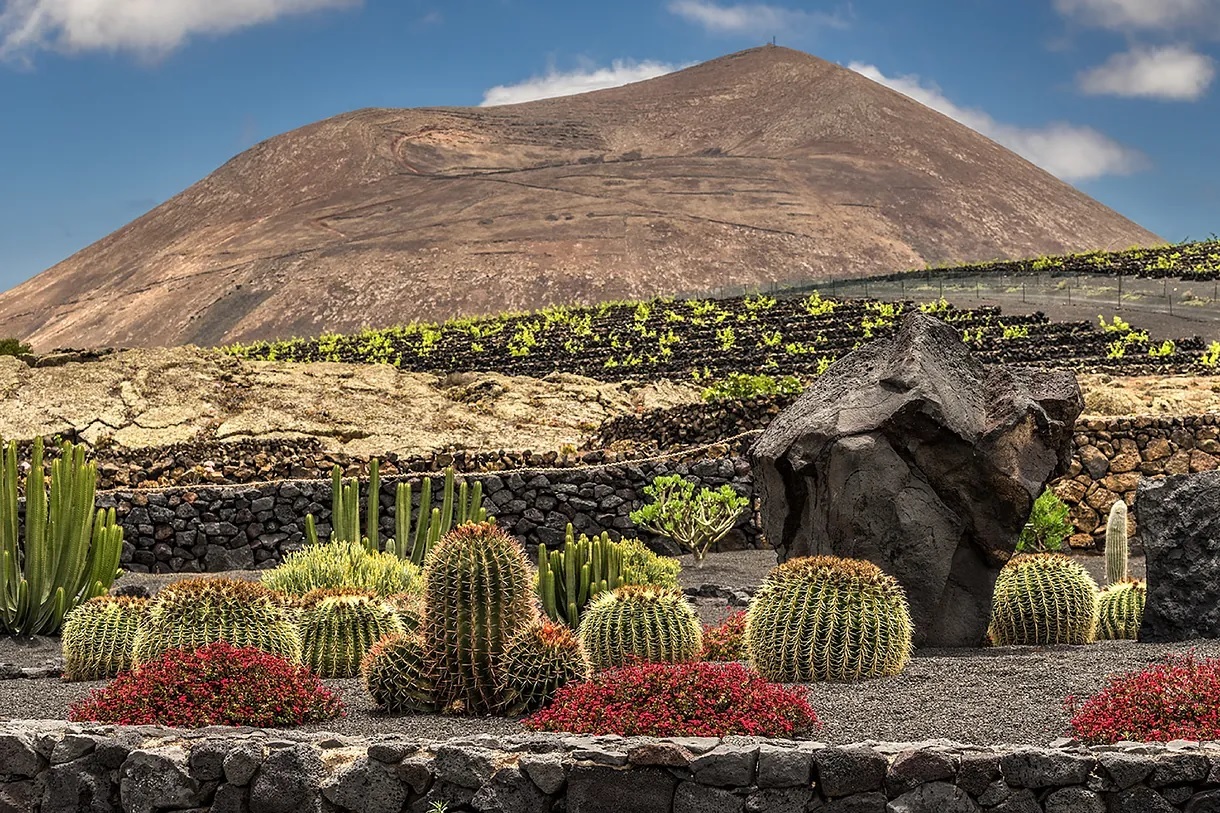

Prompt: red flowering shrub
[
  {"left": 1068, "top": 652, "right": 1220, "bottom": 744},
  {"left": 701, "top": 611, "right": 747, "bottom": 661},
  {"left": 69, "top": 642, "right": 343, "bottom": 728},
  {"left": 524, "top": 661, "right": 818, "bottom": 737}
]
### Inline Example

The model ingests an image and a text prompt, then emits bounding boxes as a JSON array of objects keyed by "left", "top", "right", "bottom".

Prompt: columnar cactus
[
  {"left": 744, "top": 556, "right": 913, "bottom": 683},
  {"left": 132, "top": 578, "right": 302, "bottom": 665},
  {"left": 388, "top": 468, "right": 489, "bottom": 564},
  {"left": 1105, "top": 501, "right": 1129, "bottom": 585},
  {"left": 297, "top": 589, "right": 405, "bottom": 677},
  {"left": 361, "top": 633, "right": 439, "bottom": 713},
  {"left": 988, "top": 554, "right": 1099, "bottom": 646},
  {"left": 537, "top": 525, "right": 624, "bottom": 627},
  {"left": 499, "top": 620, "right": 591, "bottom": 714},
  {"left": 422, "top": 522, "right": 538, "bottom": 713},
  {"left": 1096, "top": 579, "right": 1146, "bottom": 641},
  {"left": 577, "top": 586, "right": 702, "bottom": 671},
  {"left": 61, "top": 595, "right": 148, "bottom": 681}
]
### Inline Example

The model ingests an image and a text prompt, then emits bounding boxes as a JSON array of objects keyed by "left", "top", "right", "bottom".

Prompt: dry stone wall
[{"left": 4, "top": 723, "right": 1220, "bottom": 813}]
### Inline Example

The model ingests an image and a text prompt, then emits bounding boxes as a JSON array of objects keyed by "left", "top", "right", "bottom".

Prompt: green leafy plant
[
  {"left": 1, "top": 437, "right": 124, "bottom": 635},
  {"left": 1016, "top": 488, "right": 1072, "bottom": 553},
  {"left": 1099, "top": 314, "right": 1132, "bottom": 333},
  {"left": 701, "top": 372, "right": 803, "bottom": 402},
  {"left": 630, "top": 475, "right": 749, "bottom": 566},
  {"left": 988, "top": 553, "right": 1098, "bottom": 646},
  {"left": 0, "top": 338, "right": 32, "bottom": 356},
  {"left": 619, "top": 537, "right": 681, "bottom": 589},
  {"left": 802, "top": 291, "right": 836, "bottom": 316},
  {"left": 745, "top": 556, "right": 912, "bottom": 682},
  {"left": 577, "top": 585, "right": 702, "bottom": 671}
]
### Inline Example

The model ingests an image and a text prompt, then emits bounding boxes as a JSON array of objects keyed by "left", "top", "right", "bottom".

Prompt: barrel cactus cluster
[{"left": 745, "top": 556, "right": 913, "bottom": 682}]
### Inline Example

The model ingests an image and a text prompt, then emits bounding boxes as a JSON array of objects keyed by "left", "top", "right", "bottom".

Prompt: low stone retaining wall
[{"left": 3, "top": 723, "right": 1219, "bottom": 813}]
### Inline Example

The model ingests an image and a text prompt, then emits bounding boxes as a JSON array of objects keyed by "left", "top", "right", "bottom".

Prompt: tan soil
[
  {"left": 1078, "top": 373, "right": 1220, "bottom": 417},
  {"left": 0, "top": 348, "right": 699, "bottom": 455}
]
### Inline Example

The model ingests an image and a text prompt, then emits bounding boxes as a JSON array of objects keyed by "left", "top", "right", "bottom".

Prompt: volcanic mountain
[{"left": 0, "top": 46, "right": 1160, "bottom": 349}]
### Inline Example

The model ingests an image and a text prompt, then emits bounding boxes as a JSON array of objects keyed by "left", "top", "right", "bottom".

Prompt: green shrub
[
  {"left": 1016, "top": 489, "right": 1072, "bottom": 553},
  {"left": 61, "top": 596, "right": 148, "bottom": 681},
  {"left": 630, "top": 475, "right": 749, "bottom": 565},
  {"left": 262, "top": 539, "right": 422, "bottom": 597},
  {"left": 297, "top": 588, "right": 405, "bottom": 678},
  {"left": 620, "top": 537, "right": 681, "bottom": 589},
  {"left": 0, "top": 338, "right": 31, "bottom": 357},
  {"left": 988, "top": 553, "right": 1098, "bottom": 646},
  {"left": 578, "top": 586, "right": 702, "bottom": 671},
  {"left": 745, "top": 556, "right": 912, "bottom": 682},
  {"left": 701, "top": 372, "right": 803, "bottom": 402}
]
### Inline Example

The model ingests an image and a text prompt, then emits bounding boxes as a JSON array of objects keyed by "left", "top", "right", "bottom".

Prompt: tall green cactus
[
  {"left": 61, "top": 595, "right": 147, "bottom": 680},
  {"left": 298, "top": 588, "right": 405, "bottom": 678},
  {"left": 577, "top": 585, "right": 702, "bottom": 671},
  {"left": 388, "top": 468, "right": 488, "bottom": 564},
  {"left": 538, "top": 525, "right": 624, "bottom": 627},
  {"left": 310, "top": 461, "right": 381, "bottom": 551},
  {"left": 1105, "top": 501, "right": 1129, "bottom": 585},
  {"left": 745, "top": 556, "right": 913, "bottom": 683},
  {"left": 1096, "top": 579, "right": 1146, "bottom": 641},
  {"left": 988, "top": 553, "right": 1099, "bottom": 646},
  {"left": 422, "top": 521, "right": 538, "bottom": 713},
  {"left": 0, "top": 437, "right": 124, "bottom": 635}
]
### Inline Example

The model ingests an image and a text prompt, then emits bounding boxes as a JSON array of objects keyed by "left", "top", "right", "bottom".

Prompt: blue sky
[{"left": 1, "top": 0, "right": 1217, "bottom": 291}]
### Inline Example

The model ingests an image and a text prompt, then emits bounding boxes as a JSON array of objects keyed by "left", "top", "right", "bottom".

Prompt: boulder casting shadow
[{"left": 750, "top": 312, "right": 1082, "bottom": 647}]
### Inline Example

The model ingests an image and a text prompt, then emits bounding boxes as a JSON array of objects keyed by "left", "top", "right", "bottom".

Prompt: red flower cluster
[
  {"left": 701, "top": 611, "right": 748, "bottom": 661},
  {"left": 523, "top": 661, "right": 818, "bottom": 737},
  {"left": 68, "top": 642, "right": 343, "bottom": 728},
  {"left": 1068, "top": 652, "right": 1220, "bottom": 744}
]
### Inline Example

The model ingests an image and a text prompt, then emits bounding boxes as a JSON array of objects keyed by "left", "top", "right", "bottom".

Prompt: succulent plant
[
  {"left": 1096, "top": 579, "right": 1146, "bottom": 641},
  {"left": 361, "top": 633, "right": 439, "bottom": 713},
  {"left": 538, "top": 526, "right": 623, "bottom": 627},
  {"left": 61, "top": 595, "right": 148, "bottom": 681},
  {"left": 422, "top": 522, "right": 538, "bottom": 714},
  {"left": 262, "top": 539, "right": 422, "bottom": 598},
  {"left": 619, "top": 537, "right": 681, "bottom": 590},
  {"left": 132, "top": 578, "right": 302, "bottom": 665},
  {"left": 577, "top": 585, "right": 702, "bottom": 671},
  {"left": 385, "top": 591, "right": 423, "bottom": 635},
  {"left": 388, "top": 467, "right": 489, "bottom": 565},
  {"left": 297, "top": 589, "right": 405, "bottom": 678},
  {"left": 1106, "top": 501, "right": 1129, "bottom": 585},
  {"left": 988, "top": 553, "right": 1099, "bottom": 646},
  {"left": 498, "top": 620, "right": 591, "bottom": 714},
  {"left": 745, "top": 556, "right": 913, "bottom": 682}
]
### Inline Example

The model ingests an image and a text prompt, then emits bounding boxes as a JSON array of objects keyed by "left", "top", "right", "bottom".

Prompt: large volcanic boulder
[
  {"left": 750, "top": 312, "right": 1082, "bottom": 647},
  {"left": 1137, "top": 471, "right": 1220, "bottom": 642}
]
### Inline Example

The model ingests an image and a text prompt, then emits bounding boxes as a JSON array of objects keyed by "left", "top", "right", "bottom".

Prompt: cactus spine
[
  {"left": 1096, "top": 580, "right": 1146, "bottom": 640},
  {"left": 361, "top": 633, "right": 439, "bottom": 713},
  {"left": 61, "top": 595, "right": 148, "bottom": 680},
  {"left": 745, "top": 556, "right": 913, "bottom": 683},
  {"left": 1105, "top": 501, "right": 1129, "bottom": 585},
  {"left": 538, "top": 525, "right": 624, "bottom": 627},
  {"left": 988, "top": 553, "right": 1099, "bottom": 646},
  {"left": 132, "top": 578, "right": 302, "bottom": 665},
  {"left": 297, "top": 589, "right": 405, "bottom": 678},
  {"left": 388, "top": 468, "right": 488, "bottom": 564},
  {"left": 422, "top": 522, "right": 538, "bottom": 713},
  {"left": 499, "top": 621, "right": 590, "bottom": 714},
  {"left": 0, "top": 437, "right": 124, "bottom": 635},
  {"left": 577, "top": 586, "right": 702, "bottom": 671}
]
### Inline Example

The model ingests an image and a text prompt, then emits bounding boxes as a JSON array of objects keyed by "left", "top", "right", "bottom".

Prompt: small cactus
[
  {"left": 262, "top": 539, "right": 422, "bottom": 598},
  {"left": 1105, "top": 501, "right": 1129, "bottom": 585},
  {"left": 577, "top": 586, "right": 702, "bottom": 671},
  {"left": 499, "top": 621, "right": 591, "bottom": 714},
  {"left": 132, "top": 578, "right": 302, "bottom": 665},
  {"left": 1096, "top": 579, "right": 1146, "bottom": 641},
  {"left": 61, "top": 595, "right": 148, "bottom": 681},
  {"left": 744, "top": 556, "right": 913, "bottom": 683},
  {"left": 988, "top": 554, "right": 1099, "bottom": 646},
  {"left": 361, "top": 633, "right": 439, "bottom": 713},
  {"left": 297, "top": 589, "right": 405, "bottom": 678}
]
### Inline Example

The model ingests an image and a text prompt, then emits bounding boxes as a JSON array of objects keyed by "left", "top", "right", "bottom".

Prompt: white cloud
[
  {"left": 1053, "top": 0, "right": 1220, "bottom": 31},
  {"left": 667, "top": 0, "right": 845, "bottom": 36},
  {"left": 0, "top": 0, "right": 358, "bottom": 61},
  {"left": 848, "top": 62, "right": 1146, "bottom": 181},
  {"left": 481, "top": 60, "right": 686, "bottom": 106},
  {"left": 1078, "top": 45, "right": 1215, "bottom": 100}
]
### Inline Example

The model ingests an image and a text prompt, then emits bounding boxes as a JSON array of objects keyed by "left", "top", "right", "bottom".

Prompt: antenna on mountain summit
[{"left": 770, "top": 36, "right": 776, "bottom": 46}]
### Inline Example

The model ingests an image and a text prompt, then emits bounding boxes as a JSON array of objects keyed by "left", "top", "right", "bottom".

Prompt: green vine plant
[{"left": 629, "top": 475, "right": 750, "bottom": 569}]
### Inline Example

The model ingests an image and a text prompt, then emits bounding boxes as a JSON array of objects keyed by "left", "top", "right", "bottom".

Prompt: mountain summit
[{"left": 0, "top": 46, "right": 1159, "bottom": 349}]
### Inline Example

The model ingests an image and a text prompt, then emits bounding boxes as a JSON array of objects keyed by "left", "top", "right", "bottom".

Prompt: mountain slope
[{"left": 0, "top": 46, "right": 1160, "bottom": 349}]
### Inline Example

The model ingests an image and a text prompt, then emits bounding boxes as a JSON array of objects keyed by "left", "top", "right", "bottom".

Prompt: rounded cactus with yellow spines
[
  {"left": 1096, "top": 579, "right": 1146, "bottom": 641},
  {"left": 297, "top": 588, "right": 405, "bottom": 678},
  {"left": 422, "top": 521, "right": 539, "bottom": 714},
  {"left": 61, "top": 595, "right": 148, "bottom": 681},
  {"left": 499, "top": 620, "right": 590, "bottom": 714},
  {"left": 744, "top": 556, "right": 913, "bottom": 683},
  {"left": 988, "top": 553, "right": 1099, "bottom": 646},
  {"left": 577, "top": 585, "right": 702, "bottom": 672},
  {"left": 131, "top": 578, "right": 302, "bottom": 666},
  {"left": 361, "top": 633, "right": 439, "bottom": 713}
]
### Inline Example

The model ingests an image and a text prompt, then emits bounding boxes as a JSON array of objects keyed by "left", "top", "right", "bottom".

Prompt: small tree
[
  {"left": 1016, "top": 488, "right": 1072, "bottom": 553},
  {"left": 0, "top": 338, "right": 32, "bottom": 357},
  {"left": 630, "top": 475, "right": 749, "bottom": 568}
]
